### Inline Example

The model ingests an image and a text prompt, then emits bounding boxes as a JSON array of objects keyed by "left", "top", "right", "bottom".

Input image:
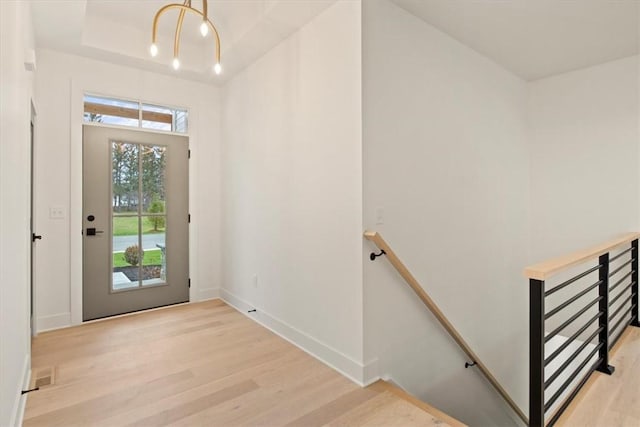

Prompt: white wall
[
  {"left": 221, "top": 0, "right": 365, "bottom": 382},
  {"left": 529, "top": 56, "right": 640, "bottom": 263},
  {"left": 33, "top": 50, "right": 222, "bottom": 331},
  {"left": 362, "top": 1, "right": 530, "bottom": 425},
  {"left": 0, "top": 1, "right": 36, "bottom": 424},
  {"left": 12, "top": 2, "right": 637, "bottom": 426}
]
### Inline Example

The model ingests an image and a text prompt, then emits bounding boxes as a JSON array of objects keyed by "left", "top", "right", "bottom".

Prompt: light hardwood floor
[
  {"left": 556, "top": 326, "right": 640, "bottom": 427},
  {"left": 25, "top": 300, "right": 463, "bottom": 427}
]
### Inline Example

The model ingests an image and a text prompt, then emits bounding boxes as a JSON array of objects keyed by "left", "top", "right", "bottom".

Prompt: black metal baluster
[
  {"left": 530, "top": 278, "right": 545, "bottom": 427},
  {"left": 596, "top": 253, "right": 615, "bottom": 375},
  {"left": 632, "top": 239, "right": 639, "bottom": 328}
]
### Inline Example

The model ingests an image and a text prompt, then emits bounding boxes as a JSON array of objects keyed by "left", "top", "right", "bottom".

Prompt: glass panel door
[
  {"left": 111, "top": 141, "right": 167, "bottom": 291},
  {"left": 83, "top": 125, "right": 189, "bottom": 321}
]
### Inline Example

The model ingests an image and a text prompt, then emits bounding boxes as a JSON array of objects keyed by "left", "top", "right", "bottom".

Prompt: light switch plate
[{"left": 50, "top": 206, "right": 65, "bottom": 219}]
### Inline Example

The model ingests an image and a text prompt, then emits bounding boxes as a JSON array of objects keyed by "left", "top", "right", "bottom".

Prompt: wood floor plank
[
  {"left": 90, "top": 351, "right": 310, "bottom": 427},
  {"left": 324, "top": 392, "right": 398, "bottom": 426},
  {"left": 26, "top": 327, "right": 281, "bottom": 418},
  {"left": 243, "top": 376, "right": 358, "bottom": 426},
  {"left": 25, "top": 299, "right": 459, "bottom": 427},
  {"left": 359, "top": 397, "right": 449, "bottom": 426},
  {"left": 326, "top": 392, "right": 451, "bottom": 427},
  {"left": 284, "top": 387, "right": 380, "bottom": 427},
  {"left": 128, "top": 379, "right": 259, "bottom": 427},
  {"left": 25, "top": 325, "right": 282, "bottom": 419},
  {"left": 24, "top": 370, "right": 195, "bottom": 427},
  {"left": 556, "top": 326, "right": 640, "bottom": 426},
  {"left": 369, "top": 380, "right": 465, "bottom": 427},
  {"left": 167, "top": 367, "right": 345, "bottom": 427}
]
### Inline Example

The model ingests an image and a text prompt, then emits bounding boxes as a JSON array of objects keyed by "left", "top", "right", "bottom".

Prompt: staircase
[{"left": 355, "top": 380, "right": 465, "bottom": 427}]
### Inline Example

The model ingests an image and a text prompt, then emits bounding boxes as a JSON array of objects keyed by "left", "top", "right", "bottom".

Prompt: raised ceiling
[
  {"left": 30, "top": 0, "right": 338, "bottom": 84},
  {"left": 390, "top": 0, "right": 639, "bottom": 81},
  {"left": 30, "top": 0, "right": 640, "bottom": 84}
]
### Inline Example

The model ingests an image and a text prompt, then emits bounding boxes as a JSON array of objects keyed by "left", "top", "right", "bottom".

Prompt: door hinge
[
  {"left": 188, "top": 278, "right": 191, "bottom": 288},
  {"left": 188, "top": 149, "right": 191, "bottom": 159},
  {"left": 188, "top": 213, "right": 191, "bottom": 223}
]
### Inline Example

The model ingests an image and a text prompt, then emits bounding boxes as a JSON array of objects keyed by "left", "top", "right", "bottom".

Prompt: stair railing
[
  {"left": 524, "top": 232, "right": 640, "bottom": 426},
  {"left": 365, "top": 230, "right": 528, "bottom": 425}
]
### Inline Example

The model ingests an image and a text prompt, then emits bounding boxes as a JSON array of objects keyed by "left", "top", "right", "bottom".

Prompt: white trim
[
  {"left": 37, "top": 312, "right": 72, "bottom": 332},
  {"left": 362, "top": 358, "right": 380, "bottom": 386},
  {"left": 220, "top": 289, "right": 369, "bottom": 386},
  {"left": 198, "top": 288, "right": 220, "bottom": 301},
  {"left": 70, "top": 79, "right": 83, "bottom": 325},
  {"left": 10, "top": 354, "right": 30, "bottom": 427},
  {"left": 82, "top": 121, "right": 188, "bottom": 138}
]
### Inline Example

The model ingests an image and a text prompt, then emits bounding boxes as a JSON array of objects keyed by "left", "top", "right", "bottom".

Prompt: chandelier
[{"left": 150, "top": 0, "right": 222, "bottom": 74}]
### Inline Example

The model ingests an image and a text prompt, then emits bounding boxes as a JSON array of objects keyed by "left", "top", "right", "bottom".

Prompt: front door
[{"left": 82, "top": 125, "right": 189, "bottom": 321}]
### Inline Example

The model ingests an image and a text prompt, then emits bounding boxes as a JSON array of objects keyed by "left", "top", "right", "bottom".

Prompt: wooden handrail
[
  {"left": 364, "top": 230, "right": 528, "bottom": 425},
  {"left": 523, "top": 232, "right": 640, "bottom": 281}
]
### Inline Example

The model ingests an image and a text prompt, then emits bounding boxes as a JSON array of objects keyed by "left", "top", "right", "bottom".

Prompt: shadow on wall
[
  {"left": 380, "top": 298, "right": 528, "bottom": 426},
  {"left": 367, "top": 265, "right": 526, "bottom": 426}
]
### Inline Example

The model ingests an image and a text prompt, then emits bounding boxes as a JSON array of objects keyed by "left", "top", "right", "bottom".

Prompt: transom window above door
[{"left": 83, "top": 94, "right": 188, "bottom": 134}]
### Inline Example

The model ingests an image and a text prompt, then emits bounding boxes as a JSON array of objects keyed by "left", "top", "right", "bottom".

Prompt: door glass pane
[
  {"left": 141, "top": 104, "right": 188, "bottom": 133},
  {"left": 141, "top": 104, "right": 172, "bottom": 132},
  {"left": 112, "top": 141, "right": 141, "bottom": 291},
  {"left": 141, "top": 144, "right": 167, "bottom": 286},
  {"left": 141, "top": 144, "right": 166, "bottom": 206},
  {"left": 84, "top": 95, "right": 140, "bottom": 127},
  {"left": 141, "top": 223, "right": 166, "bottom": 286},
  {"left": 112, "top": 215, "right": 141, "bottom": 290},
  {"left": 112, "top": 142, "right": 139, "bottom": 214}
]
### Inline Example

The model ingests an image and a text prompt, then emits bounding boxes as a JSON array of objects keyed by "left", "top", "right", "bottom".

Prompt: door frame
[
  {"left": 30, "top": 100, "right": 37, "bottom": 336},
  {"left": 69, "top": 81, "right": 195, "bottom": 325}
]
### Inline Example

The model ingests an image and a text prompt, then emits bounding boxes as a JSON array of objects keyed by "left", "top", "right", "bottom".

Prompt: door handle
[
  {"left": 32, "top": 233, "right": 42, "bottom": 242},
  {"left": 86, "top": 228, "right": 104, "bottom": 236}
]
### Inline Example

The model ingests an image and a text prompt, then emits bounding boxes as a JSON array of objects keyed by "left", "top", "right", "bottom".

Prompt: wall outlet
[
  {"left": 252, "top": 274, "right": 258, "bottom": 288},
  {"left": 49, "top": 206, "right": 65, "bottom": 219},
  {"left": 375, "top": 207, "right": 384, "bottom": 225}
]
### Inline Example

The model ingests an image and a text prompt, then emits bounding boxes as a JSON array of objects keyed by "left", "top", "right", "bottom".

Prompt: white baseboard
[
  {"left": 362, "top": 358, "right": 380, "bottom": 386},
  {"left": 37, "top": 312, "right": 71, "bottom": 332},
  {"left": 10, "top": 354, "right": 30, "bottom": 427},
  {"left": 220, "top": 288, "right": 371, "bottom": 386},
  {"left": 197, "top": 288, "right": 220, "bottom": 301}
]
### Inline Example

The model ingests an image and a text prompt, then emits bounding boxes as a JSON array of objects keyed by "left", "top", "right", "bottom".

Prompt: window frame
[{"left": 83, "top": 93, "right": 190, "bottom": 136}]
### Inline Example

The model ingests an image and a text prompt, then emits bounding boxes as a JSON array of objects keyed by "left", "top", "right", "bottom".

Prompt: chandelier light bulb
[
  {"left": 200, "top": 21, "right": 209, "bottom": 37},
  {"left": 150, "top": 0, "right": 221, "bottom": 74}
]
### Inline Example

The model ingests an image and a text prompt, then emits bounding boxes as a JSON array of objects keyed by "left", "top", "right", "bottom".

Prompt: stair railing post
[
  {"left": 632, "top": 239, "right": 640, "bottom": 327},
  {"left": 596, "top": 253, "right": 615, "bottom": 374},
  {"left": 530, "top": 278, "right": 545, "bottom": 427}
]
